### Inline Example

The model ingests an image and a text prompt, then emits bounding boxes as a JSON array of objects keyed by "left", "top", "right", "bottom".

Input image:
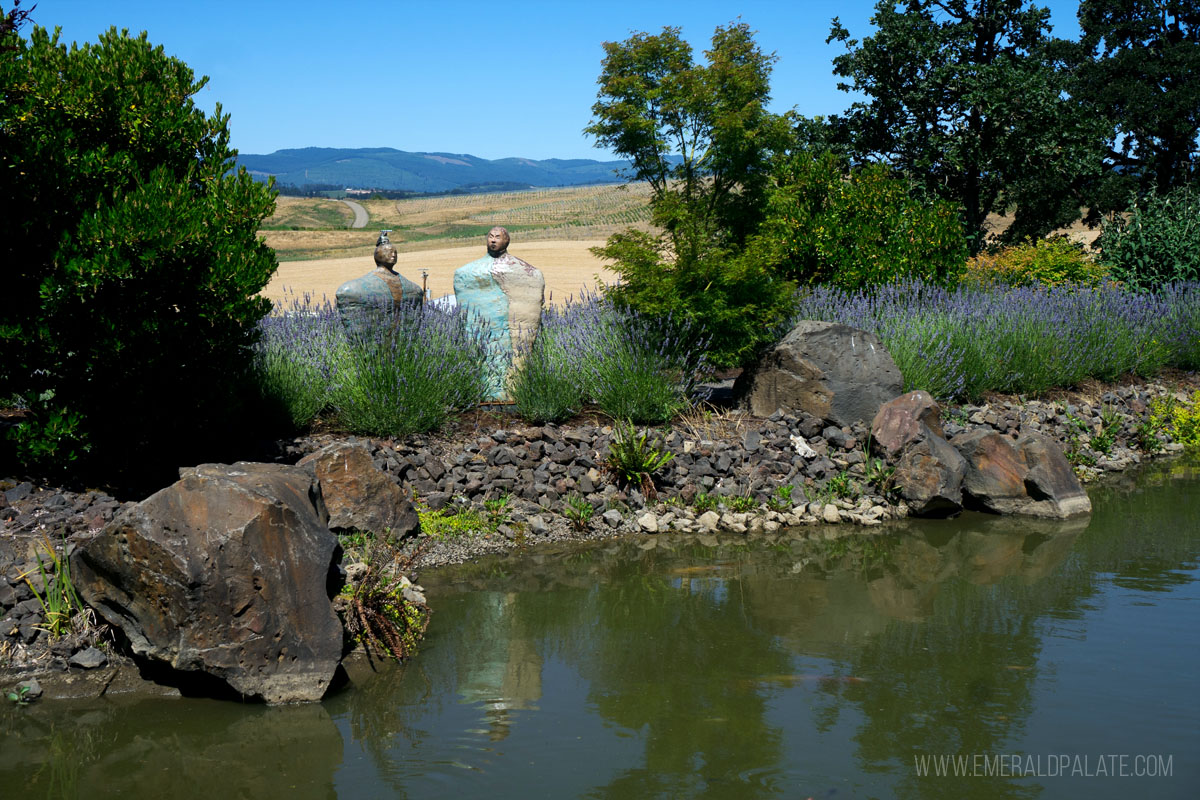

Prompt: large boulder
[
  {"left": 1015, "top": 434, "right": 1092, "bottom": 518},
  {"left": 736, "top": 320, "right": 903, "bottom": 426},
  {"left": 70, "top": 462, "right": 344, "bottom": 704},
  {"left": 892, "top": 426, "right": 967, "bottom": 517},
  {"left": 298, "top": 441, "right": 419, "bottom": 539},
  {"left": 951, "top": 430, "right": 1090, "bottom": 518},
  {"left": 950, "top": 430, "right": 1028, "bottom": 513},
  {"left": 871, "top": 391, "right": 944, "bottom": 460}
]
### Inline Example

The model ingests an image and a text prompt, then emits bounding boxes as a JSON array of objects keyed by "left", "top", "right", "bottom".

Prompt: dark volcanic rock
[
  {"left": 1016, "top": 434, "right": 1092, "bottom": 518},
  {"left": 70, "top": 462, "right": 343, "bottom": 704},
  {"left": 736, "top": 320, "right": 903, "bottom": 426},
  {"left": 951, "top": 430, "right": 1091, "bottom": 518},
  {"left": 892, "top": 426, "right": 967, "bottom": 517},
  {"left": 872, "top": 391, "right": 944, "bottom": 460},
  {"left": 299, "top": 441, "right": 419, "bottom": 538},
  {"left": 952, "top": 430, "right": 1029, "bottom": 513}
]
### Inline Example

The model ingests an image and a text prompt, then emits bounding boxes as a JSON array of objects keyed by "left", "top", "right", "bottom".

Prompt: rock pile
[{"left": 1, "top": 375, "right": 1193, "bottom": 692}]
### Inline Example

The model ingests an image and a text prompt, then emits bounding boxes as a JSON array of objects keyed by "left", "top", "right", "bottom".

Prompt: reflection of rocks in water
[
  {"left": 455, "top": 592, "right": 543, "bottom": 742},
  {"left": 6, "top": 699, "right": 343, "bottom": 799},
  {"left": 868, "top": 514, "right": 1087, "bottom": 621}
]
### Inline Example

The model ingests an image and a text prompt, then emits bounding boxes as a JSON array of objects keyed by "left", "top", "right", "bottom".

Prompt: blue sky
[{"left": 40, "top": 0, "right": 1085, "bottom": 161}]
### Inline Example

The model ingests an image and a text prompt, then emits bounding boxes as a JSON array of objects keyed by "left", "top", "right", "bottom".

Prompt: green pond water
[{"left": 4, "top": 461, "right": 1199, "bottom": 799}]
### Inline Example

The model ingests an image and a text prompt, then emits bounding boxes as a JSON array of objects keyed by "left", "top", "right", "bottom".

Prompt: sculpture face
[
  {"left": 374, "top": 243, "right": 399, "bottom": 270},
  {"left": 486, "top": 227, "right": 510, "bottom": 257}
]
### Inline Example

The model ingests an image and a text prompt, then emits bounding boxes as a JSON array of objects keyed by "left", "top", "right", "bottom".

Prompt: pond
[{"left": 4, "top": 461, "right": 1198, "bottom": 799}]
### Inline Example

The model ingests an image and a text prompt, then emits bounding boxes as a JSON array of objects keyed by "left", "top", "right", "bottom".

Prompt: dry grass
[
  {"left": 674, "top": 403, "right": 755, "bottom": 442},
  {"left": 982, "top": 210, "right": 1102, "bottom": 248},
  {"left": 259, "top": 183, "right": 655, "bottom": 261},
  {"left": 262, "top": 196, "right": 355, "bottom": 229},
  {"left": 263, "top": 239, "right": 620, "bottom": 307}
]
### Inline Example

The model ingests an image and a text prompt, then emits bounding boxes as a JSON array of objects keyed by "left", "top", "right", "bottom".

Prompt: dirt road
[{"left": 341, "top": 199, "right": 368, "bottom": 229}]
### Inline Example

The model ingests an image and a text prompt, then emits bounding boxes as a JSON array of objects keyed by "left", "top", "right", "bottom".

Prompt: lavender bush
[
  {"left": 254, "top": 294, "right": 340, "bottom": 429},
  {"left": 509, "top": 294, "right": 710, "bottom": 424},
  {"left": 794, "top": 281, "right": 1200, "bottom": 400},
  {"left": 332, "top": 302, "right": 492, "bottom": 437}
]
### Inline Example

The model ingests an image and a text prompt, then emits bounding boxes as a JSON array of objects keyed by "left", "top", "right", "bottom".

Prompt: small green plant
[
  {"left": 563, "top": 494, "right": 595, "bottom": 531},
  {"left": 484, "top": 493, "right": 512, "bottom": 524},
  {"left": 1060, "top": 405, "right": 1097, "bottom": 470},
  {"left": 860, "top": 436, "right": 897, "bottom": 498},
  {"left": 726, "top": 494, "right": 757, "bottom": 513},
  {"left": 692, "top": 492, "right": 720, "bottom": 514},
  {"left": 604, "top": 420, "right": 675, "bottom": 498},
  {"left": 21, "top": 536, "right": 83, "bottom": 639},
  {"left": 1091, "top": 404, "right": 1122, "bottom": 455},
  {"left": 6, "top": 685, "right": 32, "bottom": 707},
  {"left": 767, "top": 484, "right": 794, "bottom": 512},
  {"left": 419, "top": 506, "right": 493, "bottom": 540},
  {"left": 1135, "top": 418, "right": 1163, "bottom": 454},
  {"left": 825, "top": 470, "right": 857, "bottom": 501}
]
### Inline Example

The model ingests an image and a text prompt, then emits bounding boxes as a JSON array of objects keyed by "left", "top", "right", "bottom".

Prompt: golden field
[
  {"left": 258, "top": 183, "right": 652, "bottom": 303},
  {"left": 259, "top": 182, "right": 654, "bottom": 262},
  {"left": 263, "top": 240, "right": 620, "bottom": 307}
]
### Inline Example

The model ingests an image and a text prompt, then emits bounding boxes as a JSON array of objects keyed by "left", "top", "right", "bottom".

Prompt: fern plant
[{"left": 603, "top": 420, "right": 675, "bottom": 499}]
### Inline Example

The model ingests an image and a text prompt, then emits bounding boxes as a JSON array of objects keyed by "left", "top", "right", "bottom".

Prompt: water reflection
[
  {"left": 413, "top": 461, "right": 1198, "bottom": 798},
  {"left": 4, "top": 698, "right": 342, "bottom": 799},
  {"left": 2, "top": 462, "right": 1196, "bottom": 799}
]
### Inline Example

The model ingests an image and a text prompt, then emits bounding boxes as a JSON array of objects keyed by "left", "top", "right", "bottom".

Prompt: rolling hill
[{"left": 237, "top": 147, "right": 634, "bottom": 192}]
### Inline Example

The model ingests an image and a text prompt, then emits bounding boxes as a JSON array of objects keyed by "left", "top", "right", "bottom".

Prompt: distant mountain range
[{"left": 237, "top": 147, "right": 633, "bottom": 192}]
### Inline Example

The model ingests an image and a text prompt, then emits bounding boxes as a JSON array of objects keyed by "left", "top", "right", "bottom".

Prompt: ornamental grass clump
[
  {"left": 331, "top": 302, "right": 491, "bottom": 437},
  {"left": 254, "top": 293, "right": 341, "bottom": 430},
  {"left": 795, "top": 280, "right": 1200, "bottom": 401}
]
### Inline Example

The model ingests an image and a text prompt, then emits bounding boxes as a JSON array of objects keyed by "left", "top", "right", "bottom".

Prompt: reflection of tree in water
[
  {"left": 362, "top": 461, "right": 1198, "bottom": 797},
  {"left": 567, "top": 553, "right": 795, "bottom": 800},
  {"left": 824, "top": 461, "right": 1200, "bottom": 800}
]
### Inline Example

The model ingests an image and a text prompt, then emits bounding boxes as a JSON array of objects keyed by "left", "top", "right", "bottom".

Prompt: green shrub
[
  {"left": 745, "top": 151, "right": 968, "bottom": 290},
  {"left": 1098, "top": 187, "right": 1200, "bottom": 290},
  {"left": 594, "top": 231, "right": 797, "bottom": 370},
  {"left": 965, "top": 237, "right": 1111, "bottom": 287},
  {"left": 508, "top": 324, "right": 585, "bottom": 424},
  {"left": 0, "top": 27, "right": 277, "bottom": 482},
  {"left": 510, "top": 296, "right": 710, "bottom": 425}
]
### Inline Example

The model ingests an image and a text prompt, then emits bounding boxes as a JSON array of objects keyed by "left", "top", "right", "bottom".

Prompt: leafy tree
[
  {"left": 828, "top": 0, "right": 1109, "bottom": 251},
  {"left": 1076, "top": 0, "right": 1200, "bottom": 195},
  {"left": 0, "top": 25, "right": 277, "bottom": 483},
  {"left": 745, "top": 151, "right": 968, "bottom": 289},
  {"left": 0, "top": 0, "right": 34, "bottom": 45},
  {"left": 584, "top": 23, "right": 796, "bottom": 368}
]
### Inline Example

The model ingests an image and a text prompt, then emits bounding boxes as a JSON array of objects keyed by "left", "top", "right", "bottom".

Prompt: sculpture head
[
  {"left": 374, "top": 240, "right": 398, "bottom": 271},
  {"left": 486, "top": 226, "right": 510, "bottom": 257}
]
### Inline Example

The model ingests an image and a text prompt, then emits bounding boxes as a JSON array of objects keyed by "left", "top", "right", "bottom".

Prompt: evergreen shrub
[{"left": 0, "top": 26, "right": 278, "bottom": 482}]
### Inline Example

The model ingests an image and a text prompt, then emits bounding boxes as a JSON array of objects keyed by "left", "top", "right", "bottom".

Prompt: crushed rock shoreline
[{"left": 1, "top": 373, "right": 1197, "bottom": 693}]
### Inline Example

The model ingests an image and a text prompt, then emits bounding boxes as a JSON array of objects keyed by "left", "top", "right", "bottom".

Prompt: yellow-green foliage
[
  {"left": 1151, "top": 391, "right": 1200, "bottom": 450},
  {"left": 746, "top": 152, "right": 968, "bottom": 290},
  {"left": 418, "top": 507, "right": 489, "bottom": 539},
  {"left": 965, "top": 237, "right": 1110, "bottom": 287}
]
